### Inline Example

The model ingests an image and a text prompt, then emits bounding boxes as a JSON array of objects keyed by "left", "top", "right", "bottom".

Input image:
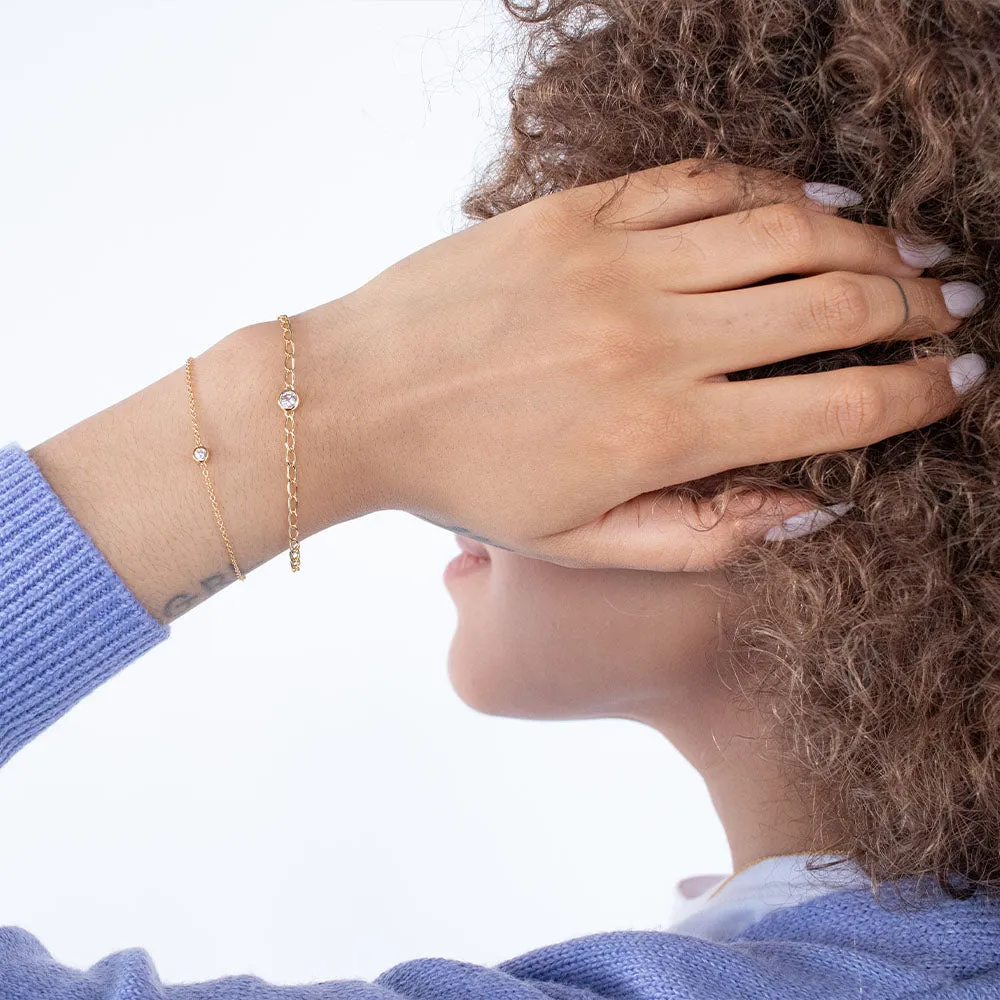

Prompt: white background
[{"left": 0, "top": 0, "right": 729, "bottom": 987}]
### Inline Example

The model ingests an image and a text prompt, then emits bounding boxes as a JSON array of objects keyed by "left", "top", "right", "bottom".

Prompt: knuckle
[
  {"left": 751, "top": 202, "right": 816, "bottom": 259},
  {"left": 809, "top": 273, "right": 871, "bottom": 338},
  {"left": 822, "top": 374, "right": 887, "bottom": 443}
]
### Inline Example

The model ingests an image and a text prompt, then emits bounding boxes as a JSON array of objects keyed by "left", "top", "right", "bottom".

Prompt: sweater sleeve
[
  {"left": 0, "top": 928, "right": 606, "bottom": 1000},
  {"left": 0, "top": 441, "right": 170, "bottom": 767},
  {"left": 2, "top": 889, "right": 994, "bottom": 1000}
]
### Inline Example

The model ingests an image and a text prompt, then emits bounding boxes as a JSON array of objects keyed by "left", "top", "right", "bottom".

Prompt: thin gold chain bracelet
[
  {"left": 184, "top": 357, "right": 246, "bottom": 582},
  {"left": 276, "top": 314, "right": 301, "bottom": 572}
]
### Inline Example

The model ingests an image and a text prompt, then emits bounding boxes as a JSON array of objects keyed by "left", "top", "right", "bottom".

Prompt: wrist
[
  {"left": 180, "top": 304, "right": 387, "bottom": 568},
  {"left": 28, "top": 303, "right": 382, "bottom": 624},
  {"left": 290, "top": 293, "right": 405, "bottom": 520}
]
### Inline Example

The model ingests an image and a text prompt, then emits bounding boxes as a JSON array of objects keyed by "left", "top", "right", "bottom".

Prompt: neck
[
  {"left": 700, "top": 744, "right": 838, "bottom": 872},
  {"left": 635, "top": 687, "right": 844, "bottom": 873}
]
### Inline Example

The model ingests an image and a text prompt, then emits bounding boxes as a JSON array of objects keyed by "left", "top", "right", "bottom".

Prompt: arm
[
  {"left": 24, "top": 298, "right": 381, "bottom": 625},
  {"left": 0, "top": 161, "right": 977, "bottom": 998},
  {"left": 1, "top": 161, "right": 974, "bottom": 773},
  {"left": 0, "top": 300, "right": 381, "bottom": 768}
]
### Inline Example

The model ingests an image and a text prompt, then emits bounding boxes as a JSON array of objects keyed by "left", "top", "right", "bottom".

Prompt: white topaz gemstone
[
  {"left": 278, "top": 390, "right": 300, "bottom": 411},
  {"left": 192, "top": 446, "right": 209, "bottom": 462}
]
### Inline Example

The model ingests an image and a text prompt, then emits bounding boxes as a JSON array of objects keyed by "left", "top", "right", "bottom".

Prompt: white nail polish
[
  {"left": 764, "top": 502, "right": 854, "bottom": 542},
  {"left": 949, "top": 353, "right": 988, "bottom": 395},
  {"left": 895, "top": 235, "right": 953, "bottom": 268},
  {"left": 942, "top": 282, "right": 986, "bottom": 319},
  {"left": 802, "top": 182, "right": 864, "bottom": 207}
]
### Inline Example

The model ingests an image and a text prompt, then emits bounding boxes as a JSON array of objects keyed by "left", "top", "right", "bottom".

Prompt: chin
[
  {"left": 447, "top": 643, "right": 533, "bottom": 718},
  {"left": 446, "top": 640, "right": 601, "bottom": 722}
]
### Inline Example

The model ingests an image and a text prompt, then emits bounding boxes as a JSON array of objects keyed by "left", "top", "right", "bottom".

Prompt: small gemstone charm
[
  {"left": 192, "top": 446, "right": 209, "bottom": 463},
  {"left": 278, "top": 389, "right": 300, "bottom": 411}
]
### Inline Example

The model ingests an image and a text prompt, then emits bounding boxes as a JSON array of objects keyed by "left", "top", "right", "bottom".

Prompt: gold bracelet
[
  {"left": 184, "top": 357, "right": 246, "bottom": 582},
  {"left": 276, "top": 314, "right": 301, "bottom": 572}
]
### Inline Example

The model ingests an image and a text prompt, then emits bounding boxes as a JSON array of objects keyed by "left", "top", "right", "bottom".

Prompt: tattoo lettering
[
  {"left": 161, "top": 566, "right": 238, "bottom": 621},
  {"left": 200, "top": 571, "right": 231, "bottom": 596},
  {"left": 162, "top": 592, "right": 200, "bottom": 622}
]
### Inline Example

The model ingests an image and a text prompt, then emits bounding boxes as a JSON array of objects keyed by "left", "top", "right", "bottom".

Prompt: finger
[
  {"left": 558, "top": 159, "right": 857, "bottom": 230},
  {"left": 629, "top": 203, "right": 927, "bottom": 293},
  {"left": 681, "top": 273, "right": 967, "bottom": 377},
  {"left": 530, "top": 488, "right": 830, "bottom": 572},
  {"left": 680, "top": 354, "right": 987, "bottom": 477}
]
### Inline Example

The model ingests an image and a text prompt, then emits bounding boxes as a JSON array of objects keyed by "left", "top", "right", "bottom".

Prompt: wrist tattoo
[
  {"left": 200, "top": 571, "right": 231, "bottom": 597},
  {"left": 162, "top": 592, "right": 200, "bottom": 621},
  {"left": 162, "top": 565, "right": 239, "bottom": 622}
]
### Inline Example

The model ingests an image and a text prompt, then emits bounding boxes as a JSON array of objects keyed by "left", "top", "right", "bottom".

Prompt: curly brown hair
[{"left": 461, "top": 0, "right": 1000, "bottom": 903}]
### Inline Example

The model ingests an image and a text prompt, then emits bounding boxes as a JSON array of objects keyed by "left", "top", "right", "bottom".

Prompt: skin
[
  {"left": 443, "top": 542, "right": 835, "bottom": 868},
  {"left": 26, "top": 161, "right": 982, "bottom": 872}
]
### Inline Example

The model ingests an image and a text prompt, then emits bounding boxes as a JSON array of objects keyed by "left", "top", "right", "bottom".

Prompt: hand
[{"left": 305, "top": 158, "right": 984, "bottom": 572}]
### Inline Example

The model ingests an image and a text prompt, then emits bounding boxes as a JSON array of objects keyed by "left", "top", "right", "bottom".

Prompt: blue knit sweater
[{"left": 2, "top": 440, "right": 1000, "bottom": 999}]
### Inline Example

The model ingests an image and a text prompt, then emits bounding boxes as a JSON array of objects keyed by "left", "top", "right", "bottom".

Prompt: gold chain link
[
  {"left": 184, "top": 357, "right": 246, "bottom": 582},
  {"left": 277, "top": 315, "right": 301, "bottom": 572}
]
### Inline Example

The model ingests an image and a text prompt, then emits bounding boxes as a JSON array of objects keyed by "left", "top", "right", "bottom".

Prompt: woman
[{"left": 1, "top": 0, "right": 998, "bottom": 996}]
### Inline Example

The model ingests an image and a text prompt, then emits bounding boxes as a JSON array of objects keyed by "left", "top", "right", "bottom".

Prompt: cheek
[{"left": 446, "top": 550, "right": 727, "bottom": 721}]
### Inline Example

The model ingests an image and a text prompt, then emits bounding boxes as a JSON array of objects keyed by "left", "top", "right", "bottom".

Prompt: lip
[
  {"left": 444, "top": 534, "right": 491, "bottom": 584},
  {"left": 444, "top": 551, "right": 490, "bottom": 582},
  {"left": 456, "top": 534, "right": 490, "bottom": 560}
]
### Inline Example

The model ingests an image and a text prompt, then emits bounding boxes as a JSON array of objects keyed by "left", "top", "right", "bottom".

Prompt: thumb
[{"left": 533, "top": 489, "right": 853, "bottom": 572}]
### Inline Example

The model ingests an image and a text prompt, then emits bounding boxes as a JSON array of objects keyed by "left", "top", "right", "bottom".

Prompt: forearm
[{"left": 27, "top": 298, "right": 383, "bottom": 625}]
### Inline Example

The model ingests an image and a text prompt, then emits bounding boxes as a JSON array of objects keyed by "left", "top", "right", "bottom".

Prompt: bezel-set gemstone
[
  {"left": 278, "top": 389, "right": 300, "bottom": 411},
  {"left": 192, "top": 446, "right": 209, "bottom": 463}
]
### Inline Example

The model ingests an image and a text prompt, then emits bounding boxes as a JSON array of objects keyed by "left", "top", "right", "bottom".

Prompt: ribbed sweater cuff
[{"left": 0, "top": 442, "right": 170, "bottom": 767}]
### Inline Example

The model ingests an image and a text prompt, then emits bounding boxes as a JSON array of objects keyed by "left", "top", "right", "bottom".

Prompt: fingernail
[
  {"left": 802, "top": 182, "right": 864, "bottom": 208},
  {"left": 764, "top": 502, "right": 854, "bottom": 542},
  {"left": 895, "top": 235, "right": 953, "bottom": 268},
  {"left": 942, "top": 281, "right": 986, "bottom": 318},
  {"left": 949, "top": 353, "right": 988, "bottom": 395}
]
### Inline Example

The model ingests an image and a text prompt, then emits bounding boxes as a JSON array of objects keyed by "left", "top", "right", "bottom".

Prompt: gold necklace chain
[
  {"left": 706, "top": 851, "right": 822, "bottom": 900},
  {"left": 277, "top": 314, "right": 301, "bottom": 572},
  {"left": 184, "top": 357, "right": 246, "bottom": 582}
]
